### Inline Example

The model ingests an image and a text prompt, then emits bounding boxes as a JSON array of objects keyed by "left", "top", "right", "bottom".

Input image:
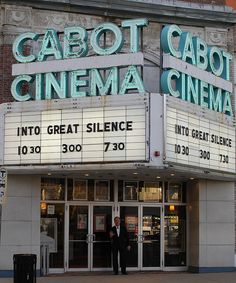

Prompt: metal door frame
[
  {"left": 118, "top": 203, "right": 163, "bottom": 271},
  {"left": 140, "top": 203, "right": 163, "bottom": 271},
  {"left": 90, "top": 202, "right": 113, "bottom": 271},
  {"left": 65, "top": 202, "right": 114, "bottom": 272}
]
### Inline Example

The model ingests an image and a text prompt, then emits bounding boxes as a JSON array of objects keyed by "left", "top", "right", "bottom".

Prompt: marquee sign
[
  {"left": 164, "top": 97, "right": 235, "bottom": 173},
  {"left": 11, "top": 18, "right": 148, "bottom": 102},
  {"left": 3, "top": 102, "right": 148, "bottom": 165},
  {"left": 161, "top": 24, "right": 233, "bottom": 116}
]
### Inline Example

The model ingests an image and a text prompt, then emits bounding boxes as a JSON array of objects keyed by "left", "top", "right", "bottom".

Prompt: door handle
[
  {"left": 91, "top": 234, "right": 96, "bottom": 242},
  {"left": 86, "top": 234, "right": 96, "bottom": 243},
  {"left": 86, "top": 234, "right": 90, "bottom": 244},
  {"left": 137, "top": 234, "right": 145, "bottom": 243}
]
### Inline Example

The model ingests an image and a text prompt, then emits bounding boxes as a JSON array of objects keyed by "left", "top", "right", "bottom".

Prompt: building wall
[
  {"left": 188, "top": 180, "right": 235, "bottom": 271},
  {"left": 0, "top": 3, "right": 233, "bottom": 104},
  {"left": 0, "top": 175, "right": 41, "bottom": 275},
  {"left": 0, "top": 44, "right": 15, "bottom": 104},
  {"left": 181, "top": 0, "right": 226, "bottom": 5},
  {"left": 226, "top": 0, "right": 236, "bottom": 9},
  {"left": 0, "top": 0, "right": 235, "bottom": 274}
]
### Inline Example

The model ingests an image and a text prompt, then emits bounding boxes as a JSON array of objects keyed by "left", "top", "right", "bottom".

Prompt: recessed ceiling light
[
  {"left": 85, "top": 173, "right": 89, "bottom": 177},
  {"left": 133, "top": 172, "right": 138, "bottom": 175},
  {"left": 190, "top": 177, "right": 194, "bottom": 180},
  {"left": 156, "top": 176, "right": 161, "bottom": 179},
  {"left": 170, "top": 173, "right": 175, "bottom": 176}
]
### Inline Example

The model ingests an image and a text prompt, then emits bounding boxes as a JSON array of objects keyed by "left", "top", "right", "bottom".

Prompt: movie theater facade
[{"left": 0, "top": 1, "right": 235, "bottom": 276}]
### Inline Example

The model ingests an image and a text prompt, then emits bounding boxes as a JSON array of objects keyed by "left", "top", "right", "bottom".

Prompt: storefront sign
[
  {"left": 161, "top": 25, "right": 233, "bottom": 116},
  {"left": 165, "top": 97, "right": 235, "bottom": 173},
  {"left": 3, "top": 104, "right": 147, "bottom": 165},
  {"left": 11, "top": 19, "right": 148, "bottom": 101},
  {"left": 0, "top": 168, "right": 7, "bottom": 204}
]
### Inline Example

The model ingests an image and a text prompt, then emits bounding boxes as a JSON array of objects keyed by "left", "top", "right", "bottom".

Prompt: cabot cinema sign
[
  {"left": 11, "top": 19, "right": 233, "bottom": 116},
  {"left": 161, "top": 25, "right": 233, "bottom": 116}
]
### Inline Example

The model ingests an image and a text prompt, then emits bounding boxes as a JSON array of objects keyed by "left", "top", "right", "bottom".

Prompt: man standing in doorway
[{"left": 110, "top": 216, "right": 131, "bottom": 275}]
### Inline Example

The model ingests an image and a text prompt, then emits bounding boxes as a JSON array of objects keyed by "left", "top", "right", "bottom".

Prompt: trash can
[{"left": 13, "top": 254, "right": 37, "bottom": 283}]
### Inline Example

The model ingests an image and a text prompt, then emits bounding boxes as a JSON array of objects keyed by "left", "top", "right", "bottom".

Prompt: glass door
[
  {"left": 141, "top": 206, "right": 161, "bottom": 270},
  {"left": 92, "top": 205, "right": 112, "bottom": 270},
  {"left": 40, "top": 203, "right": 65, "bottom": 273},
  {"left": 119, "top": 204, "right": 162, "bottom": 271},
  {"left": 67, "top": 204, "right": 113, "bottom": 271},
  {"left": 164, "top": 205, "right": 186, "bottom": 268},
  {"left": 120, "top": 205, "right": 139, "bottom": 270},
  {"left": 68, "top": 205, "right": 90, "bottom": 270}
]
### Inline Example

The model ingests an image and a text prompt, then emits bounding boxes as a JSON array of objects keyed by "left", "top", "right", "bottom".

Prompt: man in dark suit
[{"left": 110, "top": 216, "right": 130, "bottom": 275}]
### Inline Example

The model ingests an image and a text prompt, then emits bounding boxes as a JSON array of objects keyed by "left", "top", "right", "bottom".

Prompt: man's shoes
[
  {"left": 122, "top": 272, "right": 128, "bottom": 275},
  {"left": 113, "top": 272, "right": 118, "bottom": 275}
]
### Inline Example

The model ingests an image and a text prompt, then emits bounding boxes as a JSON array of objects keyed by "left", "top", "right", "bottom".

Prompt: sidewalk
[{"left": 0, "top": 272, "right": 236, "bottom": 283}]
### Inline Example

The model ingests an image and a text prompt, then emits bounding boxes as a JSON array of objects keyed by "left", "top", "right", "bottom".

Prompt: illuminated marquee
[
  {"left": 161, "top": 25, "right": 233, "bottom": 116},
  {"left": 3, "top": 101, "right": 148, "bottom": 165},
  {"left": 11, "top": 19, "right": 148, "bottom": 101},
  {"left": 165, "top": 96, "right": 235, "bottom": 173}
]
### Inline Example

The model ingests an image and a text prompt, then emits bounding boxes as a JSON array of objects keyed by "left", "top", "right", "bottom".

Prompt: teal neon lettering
[
  {"left": 199, "top": 80, "right": 208, "bottom": 108},
  {"left": 90, "top": 67, "right": 118, "bottom": 96},
  {"left": 38, "top": 29, "right": 63, "bottom": 61},
  {"left": 223, "top": 91, "right": 233, "bottom": 116},
  {"left": 180, "top": 32, "right": 196, "bottom": 65},
  {"left": 222, "top": 51, "right": 232, "bottom": 80},
  {"left": 45, "top": 72, "right": 67, "bottom": 99},
  {"left": 121, "top": 18, "right": 148, "bottom": 52},
  {"left": 35, "top": 74, "right": 44, "bottom": 100},
  {"left": 187, "top": 75, "right": 198, "bottom": 104},
  {"left": 11, "top": 75, "right": 33, "bottom": 101},
  {"left": 161, "top": 69, "right": 180, "bottom": 97},
  {"left": 71, "top": 69, "right": 88, "bottom": 97},
  {"left": 90, "top": 23, "right": 123, "bottom": 55},
  {"left": 13, "top": 32, "right": 39, "bottom": 63},
  {"left": 161, "top": 25, "right": 182, "bottom": 59},
  {"left": 209, "top": 85, "right": 222, "bottom": 113},
  {"left": 192, "top": 36, "right": 208, "bottom": 70},
  {"left": 64, "top": 27, "right": 88, "bottom": 58},
  {"left": 208, "top": 47, "right": 223, "bottom": 77},
  {"left": 119, "top": 66, "right": 145, "bottom": 94}
]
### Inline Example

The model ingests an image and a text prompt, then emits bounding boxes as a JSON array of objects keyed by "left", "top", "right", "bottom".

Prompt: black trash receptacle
[{"left": 13, "top": 254, "right": 37, "bottom": 283}]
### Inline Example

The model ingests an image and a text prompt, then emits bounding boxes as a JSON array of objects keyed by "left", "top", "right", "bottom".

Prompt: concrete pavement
[{"left": 0, "top": 272, "right": 236, "bottom": 283}]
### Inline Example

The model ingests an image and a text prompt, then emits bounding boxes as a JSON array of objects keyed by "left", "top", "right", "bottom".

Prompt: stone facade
[
  {"left": 0, "top": 0, "right": 235, "bottom": 273},
  {"left": 180, "top": 0, "right": 226, "bottom": 5},
  {"left": 0, "top": 2, "right": 235, "bottom": 103}
]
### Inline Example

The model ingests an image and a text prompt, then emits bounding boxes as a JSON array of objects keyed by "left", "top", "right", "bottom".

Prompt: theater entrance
[
  {"left": 65, "top": 203, "right": 162, "bottom": 272},
  {"left": 40, "top": 178, "right": 186, "bottom": 273},
  {"left": 66, "top": 203, "right": 113, "bottom": 271},
  {"left": 119, "top": 204, "right": 162, "bottom": 271}
]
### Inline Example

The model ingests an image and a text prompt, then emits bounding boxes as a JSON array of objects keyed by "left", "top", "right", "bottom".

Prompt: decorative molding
[
  {"left": 180, "top": 25, "right": 205, "bottom": 39},
  {"left": 144, "top": 51, "right": 160, "bottom": 66},
  {"left": 1, "top": 25, "right": 32, "bottom": 44},
  {"left": 205, "top": 27, "right": 228, "bottom": 47},
  {"left": 4, "top": 5, "right": 32, "bottom": 28},
  {"left": 33, "top": 10, "right": 69, "bottom": 31},
  {"left": 68, "top": 13, "right": 103, "bottom": 29}
]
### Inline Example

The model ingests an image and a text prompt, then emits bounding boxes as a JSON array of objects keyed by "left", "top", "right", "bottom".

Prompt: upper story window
[
  {"left": 41, "top": 178, "right": 65, "bottom": 201},
  {"left": 165, "top": 182, "right": 183, "bottom": 203},
  {"left": 140, "top": 182, "right": 162, "bottom": 202}
]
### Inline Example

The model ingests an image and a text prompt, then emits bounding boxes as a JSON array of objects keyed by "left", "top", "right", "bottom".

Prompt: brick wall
[
  {"left": 226, "top": 0, "right": 236, "bottom": 9},
  {"left": 0, "top": 45, "right": 15, "bottom": 104},
  {"left": 0, "top": 44, "right": 31, "bottom": 104}
]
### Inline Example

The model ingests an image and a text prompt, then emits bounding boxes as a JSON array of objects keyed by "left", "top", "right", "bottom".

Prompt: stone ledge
[{"left": 1, "top": 0, "right": 236, "bottom": 25}]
